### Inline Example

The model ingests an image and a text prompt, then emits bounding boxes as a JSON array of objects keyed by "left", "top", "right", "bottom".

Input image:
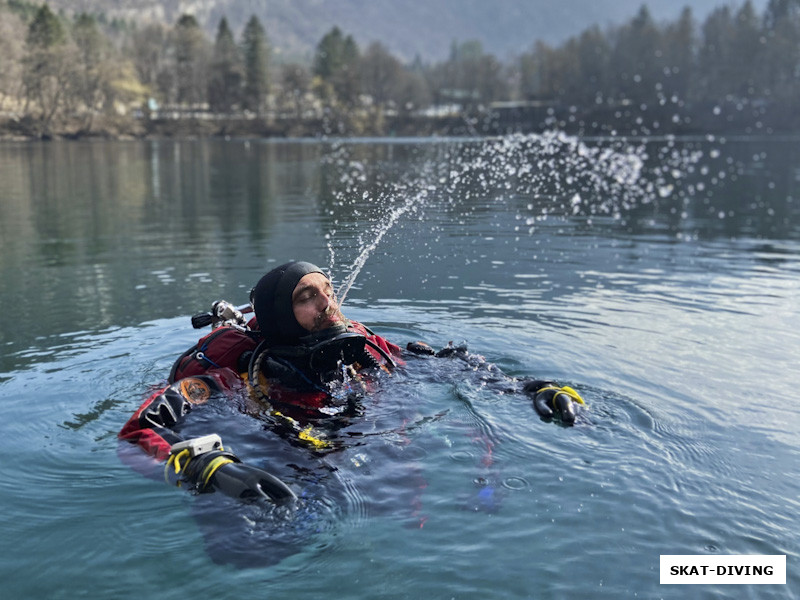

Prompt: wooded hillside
[{"left": 0, "top": 0, "right": 797, "bottom": 139}]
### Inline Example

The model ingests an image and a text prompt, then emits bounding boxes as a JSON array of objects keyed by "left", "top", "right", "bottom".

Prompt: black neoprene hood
[{"left": 252, "top": 261, "right": 326, "bottom": 345}]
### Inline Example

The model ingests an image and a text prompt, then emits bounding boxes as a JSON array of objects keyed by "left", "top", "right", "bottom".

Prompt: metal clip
[{"left": 170, "top": 434, "right": 223, "bottom": 458}]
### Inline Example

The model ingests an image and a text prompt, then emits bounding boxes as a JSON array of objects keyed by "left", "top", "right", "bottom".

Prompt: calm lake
[{"left": 0, "top": 134, "right": 798, "bottom": 598}]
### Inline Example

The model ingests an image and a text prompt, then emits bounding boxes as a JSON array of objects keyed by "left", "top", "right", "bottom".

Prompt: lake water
[{"left": 0, "top": 135, "right": 798, "bottom": 598}]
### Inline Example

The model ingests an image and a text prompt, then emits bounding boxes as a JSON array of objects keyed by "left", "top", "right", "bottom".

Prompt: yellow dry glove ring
[
  {"left": 201, "top": 455, "right": 235, "bottom": 489},
  {"left": 165, "top": 436, "right": 233, "bottom": 488},
  {"left": 535, "top": 385, "right": 586, "bottom": 408}
]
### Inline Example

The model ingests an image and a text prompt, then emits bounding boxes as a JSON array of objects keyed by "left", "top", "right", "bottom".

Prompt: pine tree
[
  {"left": 610, "top": 5, "right": 662, "bottom": 104},
  {"left": 312, "top": 27, "right": 360, "bottom": 106},
  {"left": 334, "top": 34, "right": 361, "bottom": 106},
  {"left": 762, "top": 0, "right": 800, "bottom": 118},
  {"left": 241, "top": 15, "right": 269, "bottom": 115},
  {"left": 764, "top": 0, "right": 800, "bottom": 29},
  {"left": 26, "top": 3, "right": 65, "bottom": 48},
  {"left": 661, "top": 7, "right": 696, "bottom": 102},
  {"left": 730, "top": 1, "right": 763, "bottom": 98},
  {"left": 697, "top": 5, "right": 735, "bottom": 101},
  {"left": 208, "top": 17, "right": 243, "bottom": 113},
  {"left": 174, "top": 14, "right": 208, "bottom": 106},
  {"left": 313, "top": 27, "right": 346, "bottom": 81}
]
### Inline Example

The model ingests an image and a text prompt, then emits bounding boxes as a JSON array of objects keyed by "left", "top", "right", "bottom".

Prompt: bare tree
[
  {"left": 71, "top": 13, "right": 116, "bottom": 131},
  {"left": 127, "top": 22, "right": 172, "bottom": 103},
  {"left": 0, "top": 10, "right": 25, "bottom": 112},
  {"left": 277, "top": 63, "right": 312, "bottom": 119},
  {"left": 22, "top": 4, "right": 75, "bottom": 137}
]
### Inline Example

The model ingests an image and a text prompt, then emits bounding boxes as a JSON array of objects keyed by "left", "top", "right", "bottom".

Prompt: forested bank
[{"left": 1, "top": 0, "right": 799, "bottom": 140}]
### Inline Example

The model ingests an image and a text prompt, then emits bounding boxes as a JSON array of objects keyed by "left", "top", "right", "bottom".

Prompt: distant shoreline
[{"left": 0, "top": 109, "right": 786, "bottom": 142}]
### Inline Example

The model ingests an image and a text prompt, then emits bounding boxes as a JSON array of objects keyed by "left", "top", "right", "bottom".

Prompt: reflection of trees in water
[
  {"left": 317, "top": 134, "right": 702, "bottom": 236},
  {"left": 1, "top": 136, "right": 796, "bottom": 373},
  {"left": 626, "top": 139, "right": 800, "bottom": 240}
]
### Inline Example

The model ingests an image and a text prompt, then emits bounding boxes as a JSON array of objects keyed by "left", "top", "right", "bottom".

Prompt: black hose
[{"left": 364, "top": 338, "right": 397, "bottom": 369}]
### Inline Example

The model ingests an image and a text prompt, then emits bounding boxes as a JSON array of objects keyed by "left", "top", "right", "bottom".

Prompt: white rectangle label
[{"left": 661, "top": 555, "right": 785, "bottom": 584}]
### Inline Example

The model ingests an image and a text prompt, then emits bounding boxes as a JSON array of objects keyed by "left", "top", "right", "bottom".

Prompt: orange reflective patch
[{"left": 179, "top": 378, "right": 211, "bottom": 404}]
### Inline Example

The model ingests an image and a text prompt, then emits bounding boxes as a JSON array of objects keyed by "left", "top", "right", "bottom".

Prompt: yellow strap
[
  {"left": 560, "top": 386, "right": 585, "bottom": 405},
  {"left": 536, "top": 385, "right": 586, "bottom": 407},
  {"left": 299, "top": 425, "right": 330, "bottom": 449},
  {"left": 165, "top": 448, "right": 190, "bottom": 486},
  {"left": 166, "top": 445, "right": 229, "bottom": 486},
  {"left": 273, "top": 411, "right": 296, "bottom": 426},
  {"left": 273, "top": 411, "right": 329, "bottom": 449},
  {"left": 201, "top": 456, "right": 234, "bottom": 488},
  {"left": 167, "top": 448, "right": 191, "bottom": 475}
]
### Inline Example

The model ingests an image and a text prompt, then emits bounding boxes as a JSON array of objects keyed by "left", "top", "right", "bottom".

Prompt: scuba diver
[
  {"left": 118, "top": 260, "right": 584, "bottom": 505},
  {"left": 247, "top": 261, "right": 403, "bottom": 418}
]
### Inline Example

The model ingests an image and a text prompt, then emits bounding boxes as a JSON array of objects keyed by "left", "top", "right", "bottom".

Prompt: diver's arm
[
  {"left": 405, "top": 341, "right": 585, "bottom": 424},
  {"left": 164, "top": 434, "right": 296, "bottom": 503},
  {"left": 118, "top": 369, "right": 241, "bottom": 459},
  {"left": 118, "top": 382, "right": 192, "bottom": 460},
  {"left": 120, "top": 375, "right": 296, "bottom": 502}
]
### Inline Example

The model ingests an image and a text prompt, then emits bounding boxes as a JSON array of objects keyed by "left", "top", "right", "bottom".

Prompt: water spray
[{"left": 323, "top": 131, "right": 709, "bottom": 306}]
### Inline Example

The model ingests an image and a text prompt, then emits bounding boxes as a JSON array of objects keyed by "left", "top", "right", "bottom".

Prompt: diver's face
[{"left": 292, "top": 272, "right": 344, "bottom": 332}]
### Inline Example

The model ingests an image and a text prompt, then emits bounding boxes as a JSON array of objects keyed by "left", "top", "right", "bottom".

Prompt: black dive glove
[
  {"left": 166, "top": 435, "right": 296, "bottom": 503},
  {"left": 407, "top": 342, "right": 586, "bottom": 424},
  {"left": 406, "top": 341, "right": 436, "bottom": 356},
  {"left": 203, "top": 460, "right": 296, "bottom": 502},
  {"left": 523, "top": 380, "right": 585, "bottom": 425},
  {"left": 406, "top": 341, "right": 469, "bottom": 358}
]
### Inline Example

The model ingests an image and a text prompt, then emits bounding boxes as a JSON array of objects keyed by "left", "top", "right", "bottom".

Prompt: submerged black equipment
[
  {"left": 279, "top": 326, "right": 370, "bottom": 373},
  {"left": 247, "top": 324, "right": 398, "bottom": 398},
  {"left": 249, "top": 325, "right": 376, "bottom": 387}
]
